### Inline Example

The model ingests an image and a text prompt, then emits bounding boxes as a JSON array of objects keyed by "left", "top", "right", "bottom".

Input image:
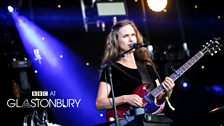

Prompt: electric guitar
[{"left": 106, "top": 38, "right": 222, "bottom": 121}]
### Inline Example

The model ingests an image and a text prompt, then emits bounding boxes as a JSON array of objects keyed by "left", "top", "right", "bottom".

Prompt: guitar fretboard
[{"left": 150, "top": 51, "right": 204, "bottom": 97}]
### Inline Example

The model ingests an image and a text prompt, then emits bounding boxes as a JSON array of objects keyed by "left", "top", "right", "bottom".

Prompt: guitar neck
[
  {"left": 169, "top": 51, "right": 204, "bottom": 81},
  {"left": 151, "top": 51, "right": 204, "bottom": 97}
]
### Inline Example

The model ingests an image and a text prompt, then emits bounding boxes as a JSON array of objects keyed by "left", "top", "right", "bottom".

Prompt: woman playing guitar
[{"left": 95, "top": 19, "right": 175, "bottom": 123}]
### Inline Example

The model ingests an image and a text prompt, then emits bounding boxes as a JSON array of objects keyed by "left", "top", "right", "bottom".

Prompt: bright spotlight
[
  {"left": 147, "top": 0, "right": 167, "bottom": 12},
  {"left": 7, "top": 5, "right": 14, "bottom": 13},
  {"left": 182, "top": 82, "right": 188, "bottom": 88},
  {"left": 179, "top": 78, "right": 190, "bottom": 89}
]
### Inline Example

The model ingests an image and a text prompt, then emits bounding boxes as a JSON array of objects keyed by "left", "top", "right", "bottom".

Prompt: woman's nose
[{"left": 129, "top": 36, "right": 135, "bottom": 42}]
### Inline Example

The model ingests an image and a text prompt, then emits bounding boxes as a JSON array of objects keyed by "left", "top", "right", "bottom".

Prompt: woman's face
[{"left": 117, "top": 24, "right": 137, "bottom": 52}]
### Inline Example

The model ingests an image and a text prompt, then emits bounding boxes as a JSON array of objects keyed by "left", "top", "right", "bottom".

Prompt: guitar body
[
  {"left": 106, "top": 103, "right": 130, "bottom": 121},
  {"left": 133, "top": 83, "right": 163, "bottom": 114},
  {"left": 106, "top": 83, "right": 162, "bottom": 121}
]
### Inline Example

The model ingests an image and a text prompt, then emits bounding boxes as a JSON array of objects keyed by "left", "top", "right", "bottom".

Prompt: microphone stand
[
  {"left": 100, "top": 47, "right": 136, "bottom": 126},
  {"left": 31, "top": 110, "right": 38, "bottom": 126}
]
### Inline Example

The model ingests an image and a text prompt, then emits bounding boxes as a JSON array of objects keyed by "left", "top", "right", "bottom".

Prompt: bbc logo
[{"left": 32, "top": 91, "right": 48, "bottom": 96}]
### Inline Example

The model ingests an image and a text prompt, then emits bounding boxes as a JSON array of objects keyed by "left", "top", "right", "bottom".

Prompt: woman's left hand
[{"left": 162, "top": 77, "right": 175, "bottom": 94}]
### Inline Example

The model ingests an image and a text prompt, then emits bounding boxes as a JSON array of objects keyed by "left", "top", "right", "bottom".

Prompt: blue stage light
[{"left": 7, "top": 5, "right": 14, "bottom": 13}]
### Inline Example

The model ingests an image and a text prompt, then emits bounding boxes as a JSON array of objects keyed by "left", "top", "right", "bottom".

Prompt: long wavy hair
[{"left": 101, "top": 19, "right": 155, "bottom": 67}]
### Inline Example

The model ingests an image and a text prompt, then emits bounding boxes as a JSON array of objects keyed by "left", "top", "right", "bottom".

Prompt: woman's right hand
[{"left": 123, "top": 94, "right": 143, "bottom": 107}]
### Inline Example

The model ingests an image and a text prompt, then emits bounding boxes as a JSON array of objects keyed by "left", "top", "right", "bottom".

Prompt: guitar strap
[{"left": 135, "top": 61, "right": 154, "bottom": 91}]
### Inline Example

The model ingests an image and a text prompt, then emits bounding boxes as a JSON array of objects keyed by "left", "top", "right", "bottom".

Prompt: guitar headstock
[{"left": 202, "top": 37, "right": 222, "bottom": 56}]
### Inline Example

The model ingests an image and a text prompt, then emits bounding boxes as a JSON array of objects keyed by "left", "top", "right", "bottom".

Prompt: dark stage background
[{"left": 0, "top": 0, "right": 223, "bottom": 126}]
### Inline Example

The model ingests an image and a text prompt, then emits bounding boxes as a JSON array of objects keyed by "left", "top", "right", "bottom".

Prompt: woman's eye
[
  {"left": 123, "top": 35, "right": 129, "bottom": 38},
  {"left": 131, "top": 34, "right": 136, "bottom": 37}
]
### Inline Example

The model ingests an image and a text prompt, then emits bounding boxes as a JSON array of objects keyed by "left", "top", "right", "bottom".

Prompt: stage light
[
  {"left": 182, "top": 82, "right": 188, "bottom": 88},
  {"left": 147, "top": 0, "right": 167, "bottom": 12},
  {"left": 147, "top": 45, "right": 154, "bottom": 59},
  {"left": 178, "top": 77, "right": 191, "bottom": 90},
  {"left": 9, "top": 11, "right": 105, "bottom": 125},
  {"left": 205, "top": 84, "right": 224, "bottom": 96},
  {"left": 7, "top": 5, "right": 14, "bottom": 13},
  {"left": 80, "top": 0, "right": 128, "bottom": 32}
]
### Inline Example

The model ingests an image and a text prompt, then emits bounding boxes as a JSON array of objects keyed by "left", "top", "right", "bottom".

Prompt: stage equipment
[
  {"left": 96, "top": 112, "right": 173, "bottom": 126},
  {"left": 23, "top": 110, "right": 62, "bottom": 126},
  {"left": 11, "top": 58, "right": 32, "bottom": 68},
  {"left": 80, "top": 0, "right": 128, "bottom": 32},
  {"left": 96, "top": 0, "right": 127, "bottom": 16}
]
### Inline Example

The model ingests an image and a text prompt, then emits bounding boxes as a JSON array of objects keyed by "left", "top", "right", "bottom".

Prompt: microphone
[{"left": 129, "top": 42, "right": 149, "bottom": 48}]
